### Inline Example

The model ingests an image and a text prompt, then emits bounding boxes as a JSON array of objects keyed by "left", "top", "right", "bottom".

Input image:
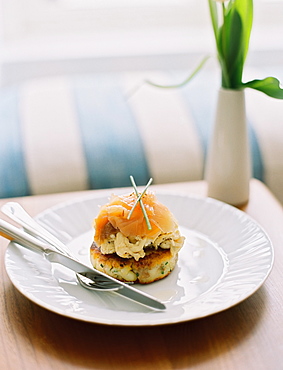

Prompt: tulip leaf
[
  {"left": 221, "top": 7, "right": 244, "bottom": 88},
  {"left": 208, "top": 0, "right": 219, "bottom": 44},
  {"left": 242, "top": 77, "right": 283, "bottom": 99},
  {"left": 234, "top": 0, "right": 253, "bottom": 62},
  {"left": 145, "top": 56, "right": 210, "bottom": 89}
]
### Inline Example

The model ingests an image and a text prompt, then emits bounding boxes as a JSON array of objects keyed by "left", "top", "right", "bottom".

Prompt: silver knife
[{"left": 0, "top": 219, "right": 166, "bottom": 311}]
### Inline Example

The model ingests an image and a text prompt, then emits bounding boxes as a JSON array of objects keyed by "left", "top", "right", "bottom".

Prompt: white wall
[{"left": 0, "top": 0, "right": 282, "bottom": 86}]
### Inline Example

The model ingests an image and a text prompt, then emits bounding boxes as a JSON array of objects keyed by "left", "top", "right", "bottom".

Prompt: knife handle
[{"left": 0, "top": 219, "right": 51, "bottom": 254}]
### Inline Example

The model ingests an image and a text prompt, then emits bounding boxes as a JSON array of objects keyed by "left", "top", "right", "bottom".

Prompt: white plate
[{"left": 5, "top": 192, "right": 274, "bottom": 326}]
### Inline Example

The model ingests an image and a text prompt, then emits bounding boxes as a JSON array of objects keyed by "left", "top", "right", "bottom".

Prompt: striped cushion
[{"left": 0, "top": 69, "right": 283, "bottom": 203}]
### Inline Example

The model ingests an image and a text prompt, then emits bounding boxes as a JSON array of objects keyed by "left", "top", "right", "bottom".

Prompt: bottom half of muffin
[{"left": 90, "top": 242, "right": 178, "bottom": 284}]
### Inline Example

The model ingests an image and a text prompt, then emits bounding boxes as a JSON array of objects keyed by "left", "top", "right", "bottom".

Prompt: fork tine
[{"left": 76, "top": 273, "right": 123, "bottom": 291}]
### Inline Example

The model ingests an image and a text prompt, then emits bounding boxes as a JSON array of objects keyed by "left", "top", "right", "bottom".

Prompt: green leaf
[
  {"left": 208, "top": 0, "right": 219, "bottom": 44},
  {"left": 145, "top": 56, "right": 210, "bottom": 89},
  {"left": 234, "top": 0, "right": 253, "bottom": 62},
  {"left": 212, "top": 0, "right": 253, "bottom": 89},
  {"left": 220, "top": 7, "right": 244, "bottom": 88},
  {"left": 242, "top": 77, "right": 283, "bottom": 99}
]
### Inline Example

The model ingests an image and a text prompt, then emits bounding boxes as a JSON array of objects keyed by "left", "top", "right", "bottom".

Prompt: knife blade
[{"left": 0, "top": 219, "right": 166, "bottom": 311}]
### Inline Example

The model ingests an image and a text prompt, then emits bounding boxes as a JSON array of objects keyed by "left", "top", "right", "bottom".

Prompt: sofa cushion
[{"left": 0, "top": 69, "right": 282, "bottom": 203}]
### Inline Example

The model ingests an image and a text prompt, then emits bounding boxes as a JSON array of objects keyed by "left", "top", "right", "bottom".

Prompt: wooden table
[{"left": 0, "top": 179, "right": 282, "bottom": 370}]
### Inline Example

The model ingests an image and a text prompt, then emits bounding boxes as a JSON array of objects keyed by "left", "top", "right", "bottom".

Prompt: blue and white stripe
[
  {"left": 123, "top": 71, "right": 204, "bottom": 184},
  {"left": 0, "top": 69, "right": 282, "bottom": 203},
  {"left": 0, "top": 87, "right": 30, "bottom": 198},
  {"left": 73, "top": 74, "right": 150, "bottom": 189},
  {"left": 20, "top": 77, "right": 89, "bottom": 195}
]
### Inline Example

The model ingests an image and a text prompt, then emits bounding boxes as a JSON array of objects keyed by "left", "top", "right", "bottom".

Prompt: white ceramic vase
[{"left": 205, "top": 88, "right": 251, "bottom": 207}]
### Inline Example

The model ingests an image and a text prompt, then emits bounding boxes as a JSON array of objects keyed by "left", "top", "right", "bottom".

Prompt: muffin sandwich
[{"left": 90, "top": 179, "right": 185, "bottom": 284}]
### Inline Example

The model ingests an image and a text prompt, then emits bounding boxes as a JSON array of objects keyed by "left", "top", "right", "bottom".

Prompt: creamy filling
[{"left": 99, "top": 230, "right": 185, "bottom": 261}]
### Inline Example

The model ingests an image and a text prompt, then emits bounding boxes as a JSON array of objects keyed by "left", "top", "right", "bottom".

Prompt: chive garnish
[
  {"left": 128, "top": 176, "right": 152, "bottom": 230},
  {"left": 127, "top": 177, "right": 152, "bottom": 220}
]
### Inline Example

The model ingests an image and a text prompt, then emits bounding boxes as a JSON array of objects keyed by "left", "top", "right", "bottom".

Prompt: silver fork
[
  {"left": 1, "top": 202, "right": 123, "bottom": 292},
  {"left": 76, "top": 272, "right": 124, "bottom": 291}
]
